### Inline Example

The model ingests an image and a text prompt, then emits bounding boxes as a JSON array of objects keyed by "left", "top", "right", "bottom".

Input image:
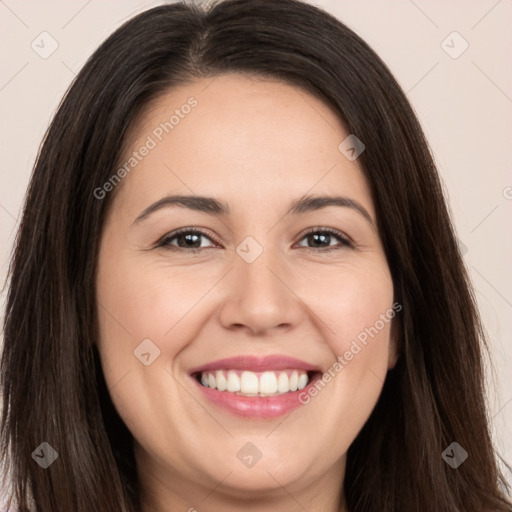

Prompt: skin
[{"left": 96, "top": 73, "right": 398, "bottom": 512}]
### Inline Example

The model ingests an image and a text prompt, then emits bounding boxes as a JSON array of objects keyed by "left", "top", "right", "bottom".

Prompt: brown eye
[
  {"left": 297, "top": 228, "right": 352, "bottom": 251},
  {"left": 157, "top": 229, "right": 219, "bottom": 251}
]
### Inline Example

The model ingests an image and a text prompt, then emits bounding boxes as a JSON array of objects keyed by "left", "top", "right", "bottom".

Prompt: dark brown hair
[{"left": 1, "top": 0, "right": 510, "bottom": 510}]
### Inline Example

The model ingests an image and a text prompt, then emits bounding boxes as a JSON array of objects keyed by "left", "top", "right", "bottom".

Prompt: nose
[{"left": 218, "top": 249, "right": 304, "bottom": 336}]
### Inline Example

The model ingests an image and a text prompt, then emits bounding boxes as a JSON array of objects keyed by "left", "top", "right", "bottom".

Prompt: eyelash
[{"left": 155, "top": 227, "right": 353, "bottom": 253}]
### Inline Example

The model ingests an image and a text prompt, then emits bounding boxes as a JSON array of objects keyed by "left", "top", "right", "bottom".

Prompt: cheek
[
  {"left": 94, "top": 255, "right": 209, "bottom": 445},
  {"left": 95, "top": 250, "right": 219, "bottom": 385},
  {"left": 298, "top": 261, "right": 395, "bottom": 439},
  {"left": 306, "top": 259, "right": 395, "bottom": 353}
]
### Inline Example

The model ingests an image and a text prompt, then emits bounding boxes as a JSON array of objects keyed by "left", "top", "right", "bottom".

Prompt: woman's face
[{"left": 96, "top": 73, "right": 397, "bottom": 508}]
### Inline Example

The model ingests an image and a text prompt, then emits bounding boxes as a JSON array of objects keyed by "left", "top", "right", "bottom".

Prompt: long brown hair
[{"left": 1, "top": 0, "right": 510, "bottom": 510}]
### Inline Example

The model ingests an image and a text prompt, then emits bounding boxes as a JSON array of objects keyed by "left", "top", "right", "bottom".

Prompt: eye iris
[
  {"left": 178, "top": 233, "right": 201, "bottom": 248},
  {"left": 309, "top": 232, "right": 330, "bottom": 247}
]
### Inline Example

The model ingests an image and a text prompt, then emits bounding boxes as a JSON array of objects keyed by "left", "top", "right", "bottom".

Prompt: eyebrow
[{"left": 132, "top": 194, "right": 374, "bottom": 225}]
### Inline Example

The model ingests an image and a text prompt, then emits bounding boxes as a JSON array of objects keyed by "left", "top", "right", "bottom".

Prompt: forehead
[{"left": 112, "top": 73, "right": 373, "bottom": 219}]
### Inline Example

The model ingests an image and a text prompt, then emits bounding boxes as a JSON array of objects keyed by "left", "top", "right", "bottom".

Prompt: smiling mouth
[{"left": 193, "top": 369, "right": 321, "bottom": 397}]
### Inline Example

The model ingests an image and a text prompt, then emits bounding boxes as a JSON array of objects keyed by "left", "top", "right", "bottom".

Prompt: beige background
[{"left": 1, "top": 0, "right": 511, "bottom": 498}]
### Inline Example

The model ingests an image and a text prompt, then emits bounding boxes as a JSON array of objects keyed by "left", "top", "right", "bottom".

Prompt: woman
[{"left": 1, "top": 0, "right": 510, "bottom": 510}]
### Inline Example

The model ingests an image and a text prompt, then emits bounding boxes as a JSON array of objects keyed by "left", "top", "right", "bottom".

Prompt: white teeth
[
  {"left": 240, "top": 371, "right": 259, "bottom": 394},
  {"left": 289, "top": 370, "right": 299, "bottom": 391},
  {"left": 227, "top": 370, "right": 240, "bottom": 392},
  {"left": 198, "top": 369, "right": 311, "bottom": 395},
  {"left": 297, "top": 373, "right": 308, "bottom": 390},
  {"left": 216, "top": 370, "right": 227, "bottom": 391},
  {"left": 277, "top": 372, "right": 289, "bottom": 393},
  {"left": 259, "top": 371, "right": 277, "bottom": 394}
]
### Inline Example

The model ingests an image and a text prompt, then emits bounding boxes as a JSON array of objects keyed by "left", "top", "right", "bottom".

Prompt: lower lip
[{"left": 191, "top": 373, "right": 320, "bottom": 419}]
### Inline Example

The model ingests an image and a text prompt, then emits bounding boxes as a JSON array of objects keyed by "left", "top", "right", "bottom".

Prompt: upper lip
[{"left": 188, "top": 355, "right": 320, "bottom": 375}]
